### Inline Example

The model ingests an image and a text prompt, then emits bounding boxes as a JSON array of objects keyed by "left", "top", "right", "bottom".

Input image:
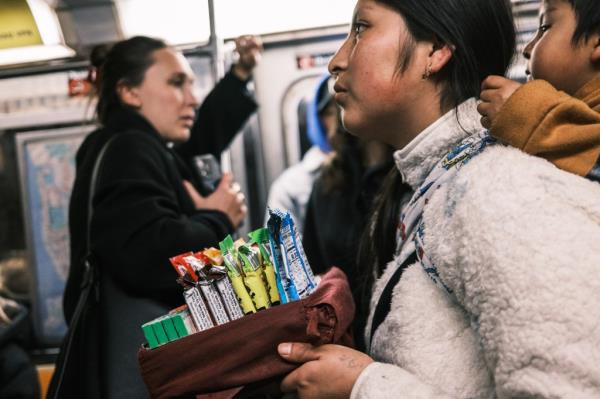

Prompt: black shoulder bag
[
  {"left": 47, "top": 136, "right": 116, "bottom": 399},
  {"left": 48, "top": 135, "right": 168, "bottom": 399}
]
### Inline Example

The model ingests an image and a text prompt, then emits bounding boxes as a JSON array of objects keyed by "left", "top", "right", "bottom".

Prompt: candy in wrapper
[
  {"left": 202, "top": 247, "right": 223, "bottom": 266},
  {"left": 152, "top": 321, "right": 168, "bottom": 345},
  {"left": 198, "top": 263, "right": 244, "bottom": 321},
  {"left": 277, "top": 210, "right": 317, "bottom": 298},
  {"left": 196, "top": 280, "right": 230, "bottom": 325},
  {"left": 219, "top": 235, "right": 256, "bottom": 314},
  {"left": 142, "top": 321, "right": 160, "bottom": 349},
  {"left": 267, "top": 210, "right": 298, "bottom": 303},
  {"left": 169, "top": 252, "right": 199, "bottom": 281},
  {"left": 161, "top": 316, "right": 179, "bottom": 341},
  {"left": 249, "top": 228, "right": 280, "bottom": 305},
  {"left": 181, "top": 254, "right": 230, "bottom": 326},
  {"left": 238, "top": 245, "right": 271, "bottom": 310},
  {"left": 169, "top": 306, "right": 197, "bottom": 337},
  {"left": 183, "top": 287, "right": 214, "bottom": 331}
]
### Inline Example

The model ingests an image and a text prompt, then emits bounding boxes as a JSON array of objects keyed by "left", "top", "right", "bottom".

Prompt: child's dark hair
[
  {"left": 567, "top": 0, "right": 600, "bottom": 44},
  {"left": 94, "top": 36, "right": 167, "bottom": 125},
  {"left": 356, "top": 0, "right": 516, "bottom": 318}
]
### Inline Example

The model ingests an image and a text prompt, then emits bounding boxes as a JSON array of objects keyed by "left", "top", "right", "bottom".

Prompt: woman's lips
[
  {"left": 333, "top": 91, "right": 348, "bottom": 104},
  {"left": 333, "top": 83, "right": 348, "bottom": 103},
  {"left": 179, "top": 115, "right": 195, "bottom": 128}
]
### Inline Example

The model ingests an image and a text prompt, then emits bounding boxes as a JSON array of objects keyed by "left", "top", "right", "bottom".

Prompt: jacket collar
[
  {"left": 393, "top": 98, "right": 482, "bottom": 190},
  {"left": 104, "top": 107, "right": 167, "bottom": 145}
]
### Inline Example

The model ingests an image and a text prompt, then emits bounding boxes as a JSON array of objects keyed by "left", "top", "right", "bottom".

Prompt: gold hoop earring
[{"left": 422, "top": 64, "right": 432, "bottom": 80}]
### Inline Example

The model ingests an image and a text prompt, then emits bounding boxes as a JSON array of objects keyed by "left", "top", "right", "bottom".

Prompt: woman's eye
[
  {"left": 169, "top": 77, "right": 186, "bottom": 87},
  {"left": 538, "top": 24, "right": 550, "bottom": 33},
  {"left": 353, "top": 22, "right": 367, "bottom": 36}
]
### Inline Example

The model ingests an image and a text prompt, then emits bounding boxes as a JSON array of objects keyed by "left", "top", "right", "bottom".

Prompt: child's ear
[
  {"left": 591, "top": 35, "right": 600, "bottom": 65},
  {"left": 117, "top": 82, "right": 142, "bottom": 108},
  {"left": 428, "top": 42, "right": 453, "bottom": 75}
]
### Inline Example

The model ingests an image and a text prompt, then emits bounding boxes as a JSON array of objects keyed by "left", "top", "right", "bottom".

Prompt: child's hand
[
  {"left": 278, "top": 342, "right": 373, "bottom": 399},
  {"left": 477, "top": 75, "right": 522, "bottom": 129}
]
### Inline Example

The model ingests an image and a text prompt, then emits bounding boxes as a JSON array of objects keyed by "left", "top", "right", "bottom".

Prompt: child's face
[
  {"left": 524, "top": 0, "right": 597, "bottom": 95},
  {"left": 328, "top": 0, "right": 433, "bottom": 148}
]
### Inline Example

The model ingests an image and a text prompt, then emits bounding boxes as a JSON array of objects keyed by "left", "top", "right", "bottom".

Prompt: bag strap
[
  {"left": 86, "top": 135, "right": 116, "bottom": 252},
  {"left": 49, "top": 135, "right": 117, "bottom": 399},
  {"left": 368, "top": 251, "right": 417, "bottom": 347}
]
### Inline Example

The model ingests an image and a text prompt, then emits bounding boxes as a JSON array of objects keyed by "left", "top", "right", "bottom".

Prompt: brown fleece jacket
[{"left": 491, "top": 74, "right": 600, "bottom": 181}]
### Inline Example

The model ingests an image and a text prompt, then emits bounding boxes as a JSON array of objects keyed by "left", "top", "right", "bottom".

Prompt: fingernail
[{"left": 278, "top": 343, "right": 291, "bottom": 356}]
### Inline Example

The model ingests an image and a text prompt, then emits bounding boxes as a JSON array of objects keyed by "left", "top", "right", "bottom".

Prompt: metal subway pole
[{"left": 207, "top": 0, "right": 233, "bottom": 174}]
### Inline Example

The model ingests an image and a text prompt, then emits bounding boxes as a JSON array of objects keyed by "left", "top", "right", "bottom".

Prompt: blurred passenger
[
  {"left": 0, "top": 255, "right": 40, "bottom": 399},
  {"left": 53, "top": 35, "right": 261, "bottom": 398},
  {"left": 303, "top": 119, "right": 393, "bottom": 350},
  {"left": 265, "top": 74, "right": 335, "bottom": 234}
]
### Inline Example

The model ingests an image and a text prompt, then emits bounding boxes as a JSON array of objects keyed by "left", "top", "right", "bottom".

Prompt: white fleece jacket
[{"left": 352, "top": 99, "right": 600, "bottom": 399}]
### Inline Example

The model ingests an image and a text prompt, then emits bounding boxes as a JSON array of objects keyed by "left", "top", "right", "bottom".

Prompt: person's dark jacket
[
  {"left": 65, "top": 70, "right": 256, "bottom": 322},
  {"left": 57, "top": 70, "right": 256, "bottom": 399},
  {"left": 303, "top": 155, "right": 392, "bottom": 351}
]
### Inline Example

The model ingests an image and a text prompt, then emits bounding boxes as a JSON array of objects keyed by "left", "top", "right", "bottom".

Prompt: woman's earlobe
[{"left": 117, "top": 83, "right": 142, "bottom": 108}]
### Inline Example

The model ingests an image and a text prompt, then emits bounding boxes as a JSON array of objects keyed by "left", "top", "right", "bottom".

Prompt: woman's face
[
  {"left": 125, "top": 48, "right": 199, "bottom": 142},
  {"left": 328, "top": 0, "right": 435, "bottom": 148}
]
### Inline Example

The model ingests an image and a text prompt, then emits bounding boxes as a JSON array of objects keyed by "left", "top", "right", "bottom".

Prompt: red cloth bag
[{"left": 137, "top": 267, "right": 355, "bottom": 399}]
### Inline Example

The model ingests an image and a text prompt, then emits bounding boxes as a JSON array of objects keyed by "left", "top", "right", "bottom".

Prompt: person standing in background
[
  {"left": 265, "top": 75, "right": 336, "bottom": 235},
  {"left": 52, "top": 35, "right": 261, "bottom": 399}
]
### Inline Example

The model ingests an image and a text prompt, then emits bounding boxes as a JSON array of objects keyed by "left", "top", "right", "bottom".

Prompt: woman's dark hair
[
  {"left": 319, "top": 113, "right": 358, "bottom": 192},
  {"left": 94, "top": 36, "right": 168, "bottom": 125},
  {"left": 320, "top": 117, "right": 393, "bottom": 193},
  {"left": 567, "top": 0, "right": 600, "bottom": 44},
  {"left": 357, "top": 0, "right": 516, "bottom": 316}
]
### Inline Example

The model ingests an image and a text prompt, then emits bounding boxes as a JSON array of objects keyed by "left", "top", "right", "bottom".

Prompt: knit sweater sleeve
[{"left": 491, "top": 79, "right": 600, "bottom": 177}]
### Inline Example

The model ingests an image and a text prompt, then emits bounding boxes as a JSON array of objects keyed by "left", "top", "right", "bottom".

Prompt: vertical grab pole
[
  {"left": 207, "top": 0, "right": 233, "bottom": 173},
  {"left": 207, "top": 0, "right": 225, "bottom": 81}
]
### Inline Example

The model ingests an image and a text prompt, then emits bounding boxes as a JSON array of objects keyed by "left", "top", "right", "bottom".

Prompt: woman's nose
[
  {"left": 522, "top": 34, "right": 538, "bottom": 60},
  {"left": 187, "top": 86, "right": 200, "bottom": 107},
  {"left": 328, "top": 37, "right": 351, "bottom": 76}
]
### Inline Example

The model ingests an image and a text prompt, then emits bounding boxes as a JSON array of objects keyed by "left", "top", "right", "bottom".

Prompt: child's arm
[{"left": 479, "top": 76, "right": 600, "bottom": 179}]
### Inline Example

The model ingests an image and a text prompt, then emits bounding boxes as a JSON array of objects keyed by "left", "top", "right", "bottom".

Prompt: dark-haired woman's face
[
  {"left": 328, "top": 0, "right": 438, "bottom": 149},
  {"left": 121, "top": 48, "right": 199, "bottom": 142}
]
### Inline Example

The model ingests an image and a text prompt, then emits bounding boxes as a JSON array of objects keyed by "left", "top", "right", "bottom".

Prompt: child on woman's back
[{"left": 478, "top": 0, "right": 600, "bottom": 181}]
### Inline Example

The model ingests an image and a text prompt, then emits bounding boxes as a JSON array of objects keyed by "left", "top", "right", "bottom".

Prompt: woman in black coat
[{"left": 55, "top": 36, "right": 260, "bottom": 398}]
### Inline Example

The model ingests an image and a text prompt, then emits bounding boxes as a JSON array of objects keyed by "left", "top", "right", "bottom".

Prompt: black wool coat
[{"left": 65, "top": 71, "right": 257, "bottom": 321}]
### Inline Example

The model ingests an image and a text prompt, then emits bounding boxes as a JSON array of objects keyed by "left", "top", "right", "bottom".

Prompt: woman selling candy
[
  {"left": 277, "top": 0, "right": 600, "bottom": 398},
  {"left": 59, "top": 35, "right": 261, "bottom": 398}
]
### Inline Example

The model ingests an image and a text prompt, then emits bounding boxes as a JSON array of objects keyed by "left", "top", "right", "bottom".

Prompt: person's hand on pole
[{"left": 232, "top": 35, "right": 263, "bottom": 81}]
